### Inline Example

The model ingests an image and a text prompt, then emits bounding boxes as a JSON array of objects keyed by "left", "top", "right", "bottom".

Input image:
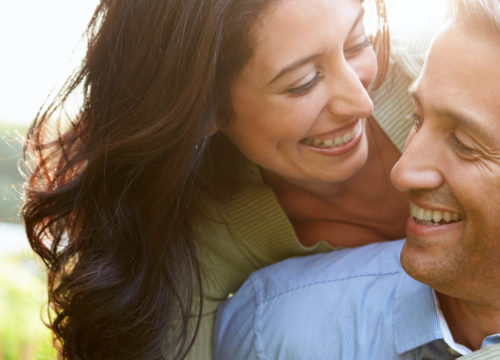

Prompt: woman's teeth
[
  {"left": 411, "top": 202, "right": 462, "bottom": 226},
  {"left": 302, "top": 122, "right": 361, "bottom": 149}
]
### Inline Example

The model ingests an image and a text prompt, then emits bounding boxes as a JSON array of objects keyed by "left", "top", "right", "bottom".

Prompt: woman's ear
[{"left": 209, "top": 123, "right": 218, "bottom": 135}]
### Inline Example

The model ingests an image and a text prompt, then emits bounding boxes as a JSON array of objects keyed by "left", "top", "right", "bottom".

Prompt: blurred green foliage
[
  {"left": 1, "top": 122, "right": 56, "bottom": 358},
  {"left": 0, "top": 123, "right": 26, "bottom": 223},
  {"left": 0, "top": 253, "right": 55, "bottom": 360}
]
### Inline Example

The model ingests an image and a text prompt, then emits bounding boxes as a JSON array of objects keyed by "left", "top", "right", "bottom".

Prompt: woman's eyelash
[
  {"left": 285, "top": 37, "right": 370, "bottom": 97},
  {"left": 344, "top": 38, "right": 371, "bottom": 55},
  {"left": 287, "top": 72, "right": 323, "bottom": 96},
  {"left": 285, "top": 38, "right": 369, "bottom": 97}
]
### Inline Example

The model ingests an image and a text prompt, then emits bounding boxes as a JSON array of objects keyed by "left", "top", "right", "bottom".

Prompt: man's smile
[{"left": 410, "top": 202, "right": 463, "bottom": 226}]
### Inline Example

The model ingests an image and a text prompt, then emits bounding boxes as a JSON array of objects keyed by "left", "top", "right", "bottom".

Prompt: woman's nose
[{"left": 326, "top": 60, "right": 375, "bottom": 118}]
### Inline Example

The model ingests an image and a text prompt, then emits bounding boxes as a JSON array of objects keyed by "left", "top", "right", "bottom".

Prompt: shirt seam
[
  {"left": 251, "top": 271, "right": 400, "bottom": 359},
  {"left": 259, "top": 271, "right": 400, "bottom": 304},
  {"left": 251, "top": 275, "right": 268, "bottom": 360}
]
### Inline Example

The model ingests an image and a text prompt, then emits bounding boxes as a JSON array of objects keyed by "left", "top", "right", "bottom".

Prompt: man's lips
[
  {"left": 410, "top": 202, "right": 462, "bottom": 226},
  {"left": 405, "top": 201, "right": 465, "bottom": 238}
]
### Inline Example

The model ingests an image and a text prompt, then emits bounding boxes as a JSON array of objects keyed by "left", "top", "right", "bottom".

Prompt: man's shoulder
[
  {"left": 214, "top": 240, "right": 408, "bottom": 360},
  {"left": 249, "top": 239, "right": 406, "bottom": 302}
]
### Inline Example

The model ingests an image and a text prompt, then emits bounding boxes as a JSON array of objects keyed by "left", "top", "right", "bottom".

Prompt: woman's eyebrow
[
  {"left": 268, "top": 53, "right": 321, "bottom": 85},
  {"left": 268, "top": 7, "right": 365, "bottom": 86},
  {"left": 349, "top": 7, "right": 365, "bottom": 36}
]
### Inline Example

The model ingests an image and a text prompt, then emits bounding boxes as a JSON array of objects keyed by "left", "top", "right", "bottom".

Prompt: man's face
[{"left": 391, "top": 22, "right": 500, "bottom": 302}]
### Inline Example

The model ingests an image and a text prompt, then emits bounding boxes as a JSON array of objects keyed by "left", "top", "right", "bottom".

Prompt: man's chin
[
  {"left": 400, "top": 237, "right": 459, "bottom": 291},
  {"left": 400, "top": 237, "right": 440, "bottom": 285}
]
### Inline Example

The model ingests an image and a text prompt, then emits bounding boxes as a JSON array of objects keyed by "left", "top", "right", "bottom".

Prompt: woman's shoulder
[{"left": 191, "top": 159, "right": 331, "bottom": 303}]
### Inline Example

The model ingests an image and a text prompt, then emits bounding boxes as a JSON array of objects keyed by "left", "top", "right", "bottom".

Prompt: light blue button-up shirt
[{"left": 214, "top": 240, "right": 500, "bottom": 359}]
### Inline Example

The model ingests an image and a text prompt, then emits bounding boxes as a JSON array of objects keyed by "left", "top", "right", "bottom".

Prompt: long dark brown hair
[{"left": 22, "top": 0, "right": 390, "bottom": 358}]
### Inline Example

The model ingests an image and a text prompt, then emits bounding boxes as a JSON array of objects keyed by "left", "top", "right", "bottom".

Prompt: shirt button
[{"left": 226, "top": 292, "right": 234, "bottom": 299}]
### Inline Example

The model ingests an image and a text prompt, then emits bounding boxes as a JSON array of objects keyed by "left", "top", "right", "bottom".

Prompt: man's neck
[{"left": 436, "top": 291, "right": 500, "bottom": 350}]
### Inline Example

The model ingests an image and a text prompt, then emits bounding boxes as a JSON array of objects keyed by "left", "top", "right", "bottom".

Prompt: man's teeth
[
  {"left": 411, "top": 202, "right": 462, "bottom": 226},
  {"left": 303, "top": 122, "right": 360, "bottom": 149}
]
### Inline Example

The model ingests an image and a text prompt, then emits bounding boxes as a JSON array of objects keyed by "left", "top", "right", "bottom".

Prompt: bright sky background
[
  {"left": 0, "top": 0, "right": 447, "bottom": 127},
  {"left": 0, "top": 0, "right": 99, "bottom": 126}
]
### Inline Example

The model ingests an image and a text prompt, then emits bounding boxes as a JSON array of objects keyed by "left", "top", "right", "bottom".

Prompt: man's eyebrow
[
  {"left": 410, "top": 89, "right": 495, "bottom": 145},
  {"left": 268, "top": 8, "right": 365, "bottom": 86}
]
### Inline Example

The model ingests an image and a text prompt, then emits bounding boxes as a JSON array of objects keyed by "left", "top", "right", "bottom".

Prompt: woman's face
[{"left": 222, "top": 0, "right": 377, "bottom": 190}]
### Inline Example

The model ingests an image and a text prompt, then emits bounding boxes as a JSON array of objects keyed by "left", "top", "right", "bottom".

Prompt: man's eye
[
  {"left": 448, "top": 133, "right": 476, "bottom": 156},
  {"left": 287, "top": 72, "right": 323, "bottom": 96},
  {"left": 408, "top": 112, "right": 423, "bottom": 130}
]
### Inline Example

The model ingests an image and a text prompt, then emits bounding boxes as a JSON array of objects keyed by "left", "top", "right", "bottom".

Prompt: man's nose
[
  {"left": 326, "top": 61, "right": 374, "bottom": 118},
  {"left": 391, "top": 126, "right": 444, "bottom": 192}
]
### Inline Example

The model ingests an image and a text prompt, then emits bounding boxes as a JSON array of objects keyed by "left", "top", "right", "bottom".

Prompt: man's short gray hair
[{"left": 450, "top": 0, "right": 500, "bottom": 32}]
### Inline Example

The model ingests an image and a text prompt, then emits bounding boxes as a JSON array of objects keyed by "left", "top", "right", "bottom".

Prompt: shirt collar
[
  {"left": 483, "top": 334, "right": 500, "bottom": 347},
  {"left": 392, "top": 259, "right": 500, "bottom": 355},
  {"left": 393, "top": 271, "right": 443, "bottom": 355},
  {"left": 392, "top": 270, "right": 500, "bottom": 355},
  {"left": 432, "top": 290, "right": 471, "bottom": 355}
]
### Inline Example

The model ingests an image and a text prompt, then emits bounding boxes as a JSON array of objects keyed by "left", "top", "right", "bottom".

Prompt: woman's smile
[
  {"left": 222, "top": 0, "right": 377, "bottom": 189},
  {"left": 301, "top": 118, "right": 363, "bottom": 155}
]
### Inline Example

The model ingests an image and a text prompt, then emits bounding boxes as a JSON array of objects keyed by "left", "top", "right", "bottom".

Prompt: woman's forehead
[{"left": 244, "top": 0, "right": 364, "bottom": 76}]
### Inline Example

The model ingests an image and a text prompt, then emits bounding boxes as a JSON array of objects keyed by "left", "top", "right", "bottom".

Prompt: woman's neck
[{"left": 261, "top": 117, "right": 409, "bottom": 248}]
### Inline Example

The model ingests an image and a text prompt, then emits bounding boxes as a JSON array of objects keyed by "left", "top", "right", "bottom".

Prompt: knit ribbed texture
[
  {"left": 185, "top": 163, "right": 332, "bottom": 359},
  {"left": 372, "top": 61, "right": 416, "bottom": 152},
  {"left": 459, "top": 345, "right": 500, "bottom": 359},
  {"left": 372, "top": 27, "right": 435, "bottom": 152}
]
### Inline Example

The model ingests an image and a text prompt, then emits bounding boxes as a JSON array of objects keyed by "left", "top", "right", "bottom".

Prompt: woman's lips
[{"left": 300, "top": 119, "right": 363, "bottom": 155}]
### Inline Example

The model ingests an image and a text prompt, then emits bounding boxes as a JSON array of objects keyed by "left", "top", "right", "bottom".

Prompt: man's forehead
[
  {"left": 424, "top": 24, "right": 499, "bottom": 89},
  {"left": 412, "top": 22, "right": 500, "bottom": 144}
]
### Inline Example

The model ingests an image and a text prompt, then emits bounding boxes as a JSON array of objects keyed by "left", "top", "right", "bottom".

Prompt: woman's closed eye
[
  {"left": 286, "top": 72, "right": 324, "bottom": 96},
  {"left": 344, "top": 38, "right": 371, "bottom": 57}
]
